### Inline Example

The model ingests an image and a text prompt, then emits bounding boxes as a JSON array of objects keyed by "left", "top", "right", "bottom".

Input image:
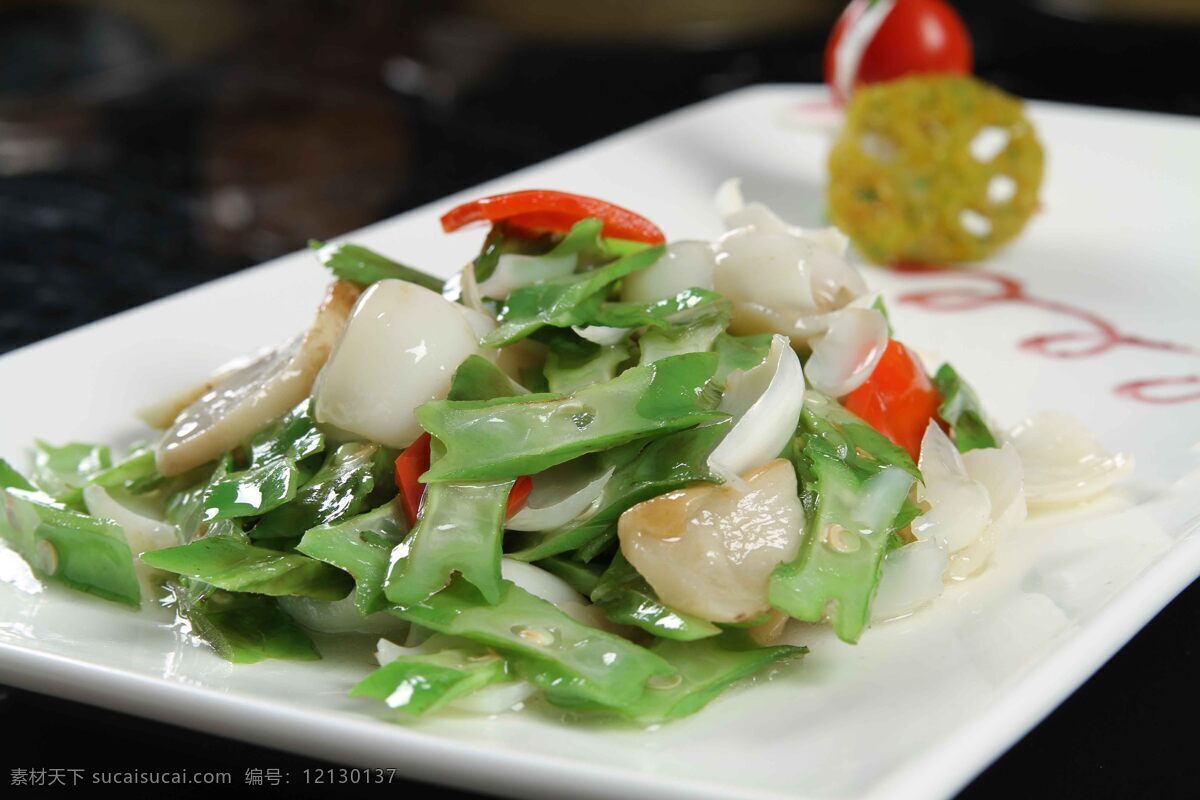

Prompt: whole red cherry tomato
[{"left": 824, "top": 0, "right": 974, "bottom": 104}]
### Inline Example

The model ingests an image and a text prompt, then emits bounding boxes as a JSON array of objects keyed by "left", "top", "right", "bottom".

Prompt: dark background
[{"left": 1, "top": 0, "right": 1197, "bottom": 797}]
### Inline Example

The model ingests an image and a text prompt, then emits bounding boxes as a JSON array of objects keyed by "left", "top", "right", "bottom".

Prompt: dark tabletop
[{"left": 1, "top": 1, "right": 1197, "bottom": 797}]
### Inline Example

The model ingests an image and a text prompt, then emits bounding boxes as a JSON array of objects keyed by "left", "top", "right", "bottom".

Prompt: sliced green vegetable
[
  {"left": 418, "top": 352, "right": 724, "bottom": 483},
  {"left": 89, "top": 447, "right": 158, "bottom": 493},
  {"left": 311, "top": 240, "right": 443, "bottom": 292},
  {"left": 713, "top": 332, "right": 774, "bottom": 383},
  {"left": 384, "top": 478, "right": 513, "bottom": 607},
  {"left": 482, "top": 246, "right": 664, "bottom": 347},
  {"left": 546, "top": 217, "right": 604, "bottom": 260},
  {"left": 585, "top": 288, "right": 727, "bottom": 331},
  {"left": 575, "top": 526, "right": 618, "bottom": 563},
  {"left": 250, "top": 399, "right": 325, "bottom": 465},
  {"left": 251, "top": 442, "right": 396, "bottom": 542},
  {"left": 205, "top": 460, "right": 310, "bottom": 521},
  {"left": 872, "top": 295, "right": 895, "bottom": 338},
  {"left": 0, "top": 480, "right": 140, "bottom": 606},
  {"left": 0, "top": 458, "right": 36, "bottom": 491},
  {"left": 631, "top": 634, "right": 806, "bottom": 722},
  {"left": 386, "top": 351, "right": 524, "bottom": 607},
  {"left": 448, "top": 355, "right": 527, "bottom": 402},
  {"left": 204, "top": 400, "right": 327, "bottom": 520},
  {"left": 769, "top": 397, "right": 918, "bottom": 644},
  {"left": 637, "top": 302, "right": 731, "bottom": 366},
  {"left": 351, "top": 647, "right": 510, "bottom": 715},
  {"left": 297, "top": 499, "right": 408, "bottom": 615},
  {"left": 166, "top": 455, "right": 230, "bottom": 542},
  {"left": 471, "top": 222, "right": 559, "bottom": 284},
  {"left": 142, "top": 537, "right": 353, "bottom": 600},
  {"left": 40, "top": 441, "right": 158, "bottom": 508},
  {"left": 511, "top": 421, "right": 729, "bottom": 561},
  {"left": 934, "top": 363, "right": 998, "bottom": 452},
  {"left": 170, "top": 578, "right": 320, "bottom": 663},
  {"left": 473, "top": 217, "right": 650, "bottom": 286},
  {"left": 32, "top": 440, "right": 112, "bottom": 507},
  {"left": 801, "top": 392, "right": 920, "bottom": 480},
  {"left": 520, "top": 364, "right": 551, "bottom": 394},
  {"left": 392, "top": 579, "right": 674, "bottom": 710},
  {"left": 544, "top": 334, "right": 631, "bottom": 394},
  {"left": 544, "top": 218, "right": 653, "bottom": 265},
  {"left": 892, "top": 496, "right": 923, "bottom": 532},
  {"left": 591, "top": 552, "right": 722, "bottom": 641}
]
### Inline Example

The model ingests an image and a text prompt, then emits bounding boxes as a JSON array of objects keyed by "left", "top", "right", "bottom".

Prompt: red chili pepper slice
[
  {"left": 395, "top": 433, "right": 432, "bottom": 526},
  {"left": 842, "top": 339, "right": 942, "bottom": 462},
  {"left": 395, "top": 434, "right": 534, "bottom": 525},
  {"left": 506, "top": 475, "right": 533, "bottom": 519},
  {"left": 440, "top": 189, "right": 666, "bottom": 244}
]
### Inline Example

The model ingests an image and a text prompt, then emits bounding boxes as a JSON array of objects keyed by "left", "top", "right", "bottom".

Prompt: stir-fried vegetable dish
[{"left": 0, "top": 185, "right": 1128, "bottom": 722}]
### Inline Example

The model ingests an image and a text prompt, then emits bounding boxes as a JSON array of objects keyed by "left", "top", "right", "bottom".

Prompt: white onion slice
[
  {"left": 715, "top": 178, "right": 850, "bottom": 256},
  {"left": 500, "top": 558, "right": 603, "bottom": 628},
  {"left": 963, "top": 444, "right": 1026, "bottom": 536},
  {"left": 715, "top": 231, "right": 819, "bottom": 311},
  {"left": 83, "top": 486, "right": 178, "bottom": 556},
  {"left": 477, "top": 253, "right": 576, "bottom": 300},
  {"left": 620, "top": 241, "right": 716, "bottom": 304},
  {"left": 708, "top": 335, "right": 805, "bottom": 479},
  {"left": 712, "top": 183, "right": 869, "bottom": 352},
  {"left": 314, "top": 280, "right": 487, "bottom": 448},
  {"left": 947, "top": 443, "right": 1027, "bottom": 579},
  {"left": 440, "top": 269, "right": 464, "bottom": 303},
  {"left": 852, "top": 466, "right": 918, "bottom": 532},
  {"left": 501, "top": 558, "right": 580, "bottom": 607},
  {"left": 572, "top": 325, "right": 628, "bottom": 346},
  {"left": 376, "top": 636, "right": 439, "bottom": 665},
  {"left": 871, "top": 538, "right": 949, "bottom": 622},
  {"left": 506, "top": 458, "right": 614, "bottom": 532},
  {"left": 803, "top": 306, "right": 889, "bottom": 397},
  {"left": 456, "top": 304, "right": 497, "bottom": 341},
  {"left": 714, "top": 177, "right": 748, "bottom": 225},
  {"left": 279, "top": 594, "right": 407, "bottom": 635},
  {"left": 914, "top": 423, "right": 992, "bottom": 553},
  {"left": 457, "top": 262, "right": 488, "bottom": 315},
  {"left": 919, "top": 420, "right": 968, "bottom": 482},
  {"left": 156, "top": 280, "right": 360, "bottom": 476},
  {"left": 714, "top": 229, "right": 869, "bottom": 350},
  {"left": 1006, "top": 412, "right": 1133, "bottom": 507}
]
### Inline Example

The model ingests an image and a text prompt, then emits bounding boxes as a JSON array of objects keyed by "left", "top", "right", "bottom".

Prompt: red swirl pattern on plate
[{"left": 891, "top": 264, "right": 1200, "bottom": 404}]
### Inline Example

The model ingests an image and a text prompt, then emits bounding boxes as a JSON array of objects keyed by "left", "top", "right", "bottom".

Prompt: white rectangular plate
[{"left": 2, "top": 85, "right": 1199, "bottom": 800}]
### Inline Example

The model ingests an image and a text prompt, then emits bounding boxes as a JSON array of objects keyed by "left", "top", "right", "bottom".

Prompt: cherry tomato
[
  {"left": 440, "top": 189, "right": 666, "bottom": 244},
  {"left": 824, "top": 0, "right": 973, "bottom": 104},
  {"left": 842, "top": 339, "right": 942, "bottom": 462},
  {"left": 395, "top": 433, "right": 534, "bottom": 525}
]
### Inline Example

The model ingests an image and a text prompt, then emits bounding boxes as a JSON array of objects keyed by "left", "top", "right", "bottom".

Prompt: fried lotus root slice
[
  {"left": 155, "top": 280, "right": 361, "bottom": 476},
  {"left": 827, "top": 74, "right": 1044, "bottom": 265}
]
